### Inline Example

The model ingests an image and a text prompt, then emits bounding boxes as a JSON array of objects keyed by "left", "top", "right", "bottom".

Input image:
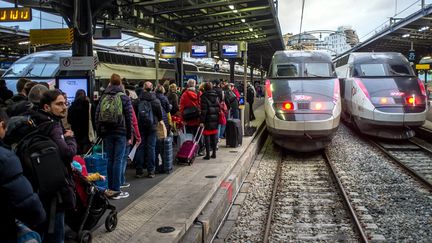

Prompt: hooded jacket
[
  {"left": 200, "top": 90, "right": 220, "bottom": 131},
  {"left": 0, "top": 140, "right": 46, "bottom": 242},
  {"left": 95, "top": 85, "right": 133, "bottom": 139},
  {"left": 180, "top": 88, "right": 200, "bottom": 126}
]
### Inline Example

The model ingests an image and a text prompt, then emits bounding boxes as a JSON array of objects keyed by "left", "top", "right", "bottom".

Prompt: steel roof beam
[{"left": 149, "top": 0, "right": 259, "bottom": 15}]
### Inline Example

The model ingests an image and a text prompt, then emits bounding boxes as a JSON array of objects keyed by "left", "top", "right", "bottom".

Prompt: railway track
[
  {"left": 369, "top": 138, "right": 432, "bottom": 191},
  {"left": 263, "top": 151, "right": 367, "bottom": 242}
]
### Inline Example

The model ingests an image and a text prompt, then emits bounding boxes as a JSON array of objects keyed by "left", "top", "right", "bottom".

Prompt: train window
[
  {"left": 304, "top": 63, "right": 332, "bottom": 77},
  {"left": 388, "top": 64, "right": 411, "bottom": 76},
  {"left": 275, "top": 63, "right": 299, "bottom": 77},
  {"left": 3, "top": 63, "right": 27, "bottom": 77},
  {"left": 359, "top": 64, "right": 386, "bottom": 76}
]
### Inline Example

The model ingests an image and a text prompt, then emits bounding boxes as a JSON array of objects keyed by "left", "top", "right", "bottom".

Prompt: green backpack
[{"left": 98, "top": 92, "right": 124, "bottom": 125}]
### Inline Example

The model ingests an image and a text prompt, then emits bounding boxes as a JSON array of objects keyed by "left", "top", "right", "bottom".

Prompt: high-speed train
[
  {"left": 1, "top": 46, "right": 251, "bottom": 94},
  {"left": 265, "top": 50, "right": 341, "bottom": 152},
  {"left": 334, "top": 52, "right": 428, "bottom": 139}
]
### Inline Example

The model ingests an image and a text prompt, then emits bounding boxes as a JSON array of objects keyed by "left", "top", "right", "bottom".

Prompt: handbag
[
  {"left": 157, "top": 121, "right": 167, "bottom": 140},
  {"left": 183, "top": 106, "right": 200, "bottom": 121}
]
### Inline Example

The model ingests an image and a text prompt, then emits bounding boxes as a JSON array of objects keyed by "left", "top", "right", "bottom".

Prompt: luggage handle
[
  {"left": 193, "top": 126, "right": 204, "bottom": 143},
  {"left": 84, "top": 137, "right": 103, "bottom": 157}
]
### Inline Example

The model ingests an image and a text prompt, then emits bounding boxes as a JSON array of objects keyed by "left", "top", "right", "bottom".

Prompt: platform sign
[
  {"left": 30, "top": 28, "right": 74, "bottom": 45},
  {"left": 59, "top": 56, "right": 97, "bottom": 71},
  {"left": 0, "top": 7, "right": 32, "bottom": 22},
  {"left": 408, "top": 50, "right": 416, "bottom": 62},
  {"left": 416, "top": 64, "right": 430, "bottom": 70}
]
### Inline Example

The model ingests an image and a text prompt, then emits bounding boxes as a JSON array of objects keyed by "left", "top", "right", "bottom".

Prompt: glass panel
[
  {"left": 3, "top": 63, "right": 29, "bottom": 77},
  {"left": 304, "top": 63, "right": 331, "bottom": 77},
  {"left": 359, "top": 64, "right": 386, "bottom": 76},
  {"left": 275, "top": 63, "right": 299, "bottom": 77},
  {"left": 388, "top": 64, "right": 412, "bottom": 76},
  {"left": 40, "top": 63, "right": 58, "bottom": 76}
]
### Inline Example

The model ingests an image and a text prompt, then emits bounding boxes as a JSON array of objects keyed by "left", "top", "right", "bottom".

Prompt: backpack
[
  {"left": 12, "top": 120, "right": 68, "bottom": 197},
  {"left": 98, "top": 92, "right": 124, "bottom": 126},
  {"left": 137, "top": 99, "right": 155, "bottom": 130}
]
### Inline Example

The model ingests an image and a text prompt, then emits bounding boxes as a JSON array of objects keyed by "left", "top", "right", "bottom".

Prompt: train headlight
[
  {"left": 371, "top": 97, "right": 395, "bottom": 105},
  {"left": 406, "top": 96, "right": 416, "bottom": 106},
  {"left": 314, "top": 102, "right": 323, "bottom": 110},
  {"left": 282, "top": 102, "right": 294, "bottom": 110}
]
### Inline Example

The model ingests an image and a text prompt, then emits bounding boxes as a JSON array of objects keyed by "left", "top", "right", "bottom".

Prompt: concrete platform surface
[{"left": 92, "top": 106, "right": 266, "bottom": 243}]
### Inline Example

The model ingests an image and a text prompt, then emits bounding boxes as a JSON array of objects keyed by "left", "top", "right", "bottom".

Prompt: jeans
[
  {"left": 230, "top": 108, "right": 240, "bottom": 119},
  {"left": 104, "top": 134, "right": 126, "bottom": 191},
  {"left": 42, "top": 211, "right": 65, "bottom": 243},
  {"left": 120, "top": 144, "right": 131, "bottom": 185},
  {"left": 136, "top": 130, "right": 157, "bottom": 174},
  {"left": 218, "top": 124, "right": 226, "bottom": 138}
]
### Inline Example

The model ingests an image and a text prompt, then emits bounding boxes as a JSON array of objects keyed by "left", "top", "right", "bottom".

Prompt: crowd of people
[{"left": 0, "top": 74, "right": 256, "bottom": 242}]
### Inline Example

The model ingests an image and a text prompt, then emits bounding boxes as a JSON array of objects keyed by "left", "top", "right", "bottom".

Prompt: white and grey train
[
  {"left": 1, "top": 46, "right": 249, "bottom": 94},
  {"left": 265, "top": 50, "right": 341, "bottom": 152},
  {"left": 334, "top": 52, "right": 428, "bottom": 139}
]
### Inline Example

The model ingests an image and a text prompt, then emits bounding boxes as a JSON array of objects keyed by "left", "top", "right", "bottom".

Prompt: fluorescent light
[
  {"left": 419, "top": 26, "right": 429, "bottom": 32},
  {"left": 214, "top": 55, "right": 220, "bottom": 59},
  {"left": 402, "top": 33, "right": 410, "bottom": 38},
  {"left": 249, "top": 28, "right": 253, "bottom": 31},
  {"left": 138, "top": 32, "right": 154, "bottom": 38},
  {"left": 255, "top": 34, "right": 258, "bottom": 38},
  {"left": 228, "top": 5, "right": 235, "bottom": 10},
  {"left": 241, "top": 18, "right": 246, "bottom": 23},
  {"left": 233, "top": 9, "right": 238, "bottom": 13},
  {"left": 18, "top": 41, "right": 30, "bottom": 45}
]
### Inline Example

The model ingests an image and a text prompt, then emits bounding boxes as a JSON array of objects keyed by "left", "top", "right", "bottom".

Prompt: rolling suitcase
[
  {"left": 163, "top": 134, "right": 174, "bottom": 171},
  {"left": 226, "top": 119, "right": 242, "bottom": 147},
  {"left": 176, "top": 127, "right": 203, "bottom": 165}
]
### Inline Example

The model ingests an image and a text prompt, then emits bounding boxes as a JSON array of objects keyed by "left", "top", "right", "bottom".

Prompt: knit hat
[{"left": 28, "top": 84, "right": 48, "bottom": 105}]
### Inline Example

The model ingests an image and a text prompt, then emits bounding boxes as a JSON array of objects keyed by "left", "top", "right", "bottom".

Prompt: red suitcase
[{"left": 176, "top": 127, "right": 203, "bottom": 165}]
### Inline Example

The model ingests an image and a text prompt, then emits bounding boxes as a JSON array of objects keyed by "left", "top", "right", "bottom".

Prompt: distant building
[{"left": 286, "top": 33, "right": 319, "bottom": 50}]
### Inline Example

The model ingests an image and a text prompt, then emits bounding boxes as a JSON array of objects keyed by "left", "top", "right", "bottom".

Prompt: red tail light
[
  {"left": 406, "top": 96, "right": 416, "bottom": 106},
  {"left": 418, "top": 79, "right": 427, "bottom": 96},
  {"left": 354, "top": 78, "right": 370, "bottom": 99},
  {"left": 265, "top": 79, "right": 272, "bottom": 98},
  {"left": 282, "top": 101, "right": 294, "bottom": 110}
]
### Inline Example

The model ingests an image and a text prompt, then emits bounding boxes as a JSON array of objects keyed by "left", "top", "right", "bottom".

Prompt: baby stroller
[{"left": 66, "top": 171, "right": 118, "bottom": 243}]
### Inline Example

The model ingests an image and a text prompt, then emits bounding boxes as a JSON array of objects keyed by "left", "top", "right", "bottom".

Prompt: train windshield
[
  {"left": 355, "top": 63, "right": 413, "bottom": 77},
  {"left": 304, "top": 63, "right": 332, "bottom": 77},
  {"left": 3, "top": 52, "right": 68, "bottom": 78},
  {"left": 275, "top": 63, "right": 300, "bottom": 77}
]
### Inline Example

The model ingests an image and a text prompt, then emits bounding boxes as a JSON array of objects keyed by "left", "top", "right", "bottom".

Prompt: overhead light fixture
[
  {"left": 233, "top": 9, "right": 238, "bottom": 13},
  {"left": 419, "top": 26, "right": 429, "bottom": 32},
  {"left": 255, "top": 34, "right": 259, "bottom": 38},
  {"left": 228, "top": 5, "right": 235, "bottom": 10},
  {"left": 241, "top": 18, "right": 246, "bottom": 23},
  {"left": 214, "top": 55, "right": 220, "bottom": 59},
  {"left": 249, "top": 28, "right": 253, "bottom": 32},
  {"left": 402, "top": 33, "right": 410, "bottom": 38},
  {"left": 18, "top": 41, "right": 30, "bottom": 45},
  {"left": 138, "top": 32, "right": 154, "bottom": 38}
]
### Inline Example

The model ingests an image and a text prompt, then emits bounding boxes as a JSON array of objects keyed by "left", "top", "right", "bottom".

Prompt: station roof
[
  {"left": 337, "top": 4, "right": 432, "bottom": 60},
  {"left": 8, "top": 0, "right": 285, "bottom": 70},
  {"left": 0, "top": 25, "right": 30, "bottom": 57}
]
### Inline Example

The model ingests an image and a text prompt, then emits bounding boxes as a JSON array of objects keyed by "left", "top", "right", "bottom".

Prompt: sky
[
  {"left": 1, "top": 0, "right": 432, "bottom": 44},
  {"left": 278, "top": 0, "right": 432, "bottom": 40}
]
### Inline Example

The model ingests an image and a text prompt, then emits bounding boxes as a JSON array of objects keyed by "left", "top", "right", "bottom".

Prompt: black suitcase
[{"left": 226, "top": 119, "right": 242, "bottom": 147}]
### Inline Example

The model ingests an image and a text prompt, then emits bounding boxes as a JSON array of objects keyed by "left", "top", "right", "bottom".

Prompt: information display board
[
  {"left": 191, "top": 44, "right": 208, "bottom": 58},
  {"left": 0, "top": 7, "right": 32, "bottom": 22},
  {"left": 56, "top": 76, "right": 89, "bottom": 103},
  {"left": 221, "top": 43, "right": 241, "bottom": 58}
]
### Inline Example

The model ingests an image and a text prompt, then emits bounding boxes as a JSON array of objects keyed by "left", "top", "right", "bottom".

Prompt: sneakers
[
  {"left": 120, "top": 183, "right": 130, "bottom": 188},
  {"left": 104, "top": 189, "right": 121, "bottom": 198},
  {"left": 211, "top": 153, "right": 216, "bottom": 159},
  {"left": 135, "top": 169, "right": 144, "bottom": 178},
  {"left": 112, "top": 191, "right": 130, "bottom": 200},
  {"left": 147, "top": 172, "right": 155, "bottom": 178}
]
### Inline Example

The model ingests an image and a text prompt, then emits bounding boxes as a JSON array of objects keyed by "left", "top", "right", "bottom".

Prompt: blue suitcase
[
  {"left": 156, "top": 134, "right": 174, "bottom": 172},
  {"left": 85, "top": 152, "right": 108, "bottom": 189}
]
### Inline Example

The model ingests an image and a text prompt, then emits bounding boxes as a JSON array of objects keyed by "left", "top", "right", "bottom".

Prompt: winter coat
[
  {"left": 138, "top": 91, "right": 163, "bottom": 133},
  {"left": 247, "top": 85, "right": 255, "bottom": 104},
  {"left": 131, "top": 108, "right": 141, "bottom": 142},
  {"left": 95, "top": 85, "right": 133, "bottom": 139},
  {"left": 167, "top": 91, "right": 179, "bottom": 115},
  {"left": 180, "top": 88, "right": 200, "bottom": 126},
  {"left": 67, "top": 98, "right": 92, "bottom": 144},
  {"left": 10, "top": 93, "right": 27, "bottom": 103},
  {"left": 224, "top": 89, "right": 239, "bottom": 110},
  {"left": 156, "top": 92, "right": 170, "bottom": 130},
  {"left": 200, "top": 90, "right": 220, "bottom": 131},
  {"left": 0, "top": 87, "right": 13, "bottom": 102},
  {"left": 22, "top": 109, "right": 77, "bottom": 165},
  {"left": 0, "top": 140, "right": 46, "bottom": 242}
]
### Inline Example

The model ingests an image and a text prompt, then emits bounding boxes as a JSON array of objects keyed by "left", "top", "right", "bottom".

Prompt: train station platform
[{"left": 91, "top": 104, "right": 267, "bottom": 243}]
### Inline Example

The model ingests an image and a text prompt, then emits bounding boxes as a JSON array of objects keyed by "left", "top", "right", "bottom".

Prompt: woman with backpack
[{"left": 199, "top": 82, "right": 220, "bottom": 160}]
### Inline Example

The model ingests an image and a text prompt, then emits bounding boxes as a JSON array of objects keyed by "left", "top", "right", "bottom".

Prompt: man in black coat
[
  {"left": 0, "top": 110, "right": 46, "bottom": 242},
  {"left": 246, "top": 83, "right": 256, "bottom": 121}
]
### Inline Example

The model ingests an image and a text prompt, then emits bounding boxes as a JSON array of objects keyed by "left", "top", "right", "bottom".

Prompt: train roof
[
  {"left": 272, "top": 50, "right": 333, "bottom": 63},
  {"left": 343, "top": 52, "right": 408, "bottom": 64}
]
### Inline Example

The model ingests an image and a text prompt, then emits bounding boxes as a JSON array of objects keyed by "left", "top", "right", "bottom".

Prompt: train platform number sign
[{"left": 407, "top": 50, "right": 416, "bottom": 62}]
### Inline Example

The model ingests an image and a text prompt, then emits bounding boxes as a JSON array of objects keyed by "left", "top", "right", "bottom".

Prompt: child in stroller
[{"left": 66, "top": 163, "right": 118, "bottom": 243}]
